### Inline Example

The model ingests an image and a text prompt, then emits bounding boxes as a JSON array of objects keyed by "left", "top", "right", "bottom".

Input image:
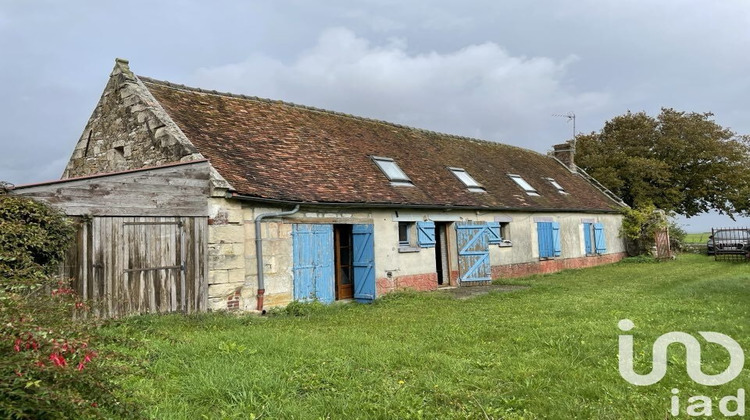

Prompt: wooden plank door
[
  {"left": 456, "top": 222, "right": 491, "bottom": 282},
  {"left": 122, "top": 218, "right": 183, "bottom": 315},
  {"left": 292, "top": 224, "right": 335, "bottom": 303},
  {"left": 352, "top": 224, "right": 375, "bottom": 302}
]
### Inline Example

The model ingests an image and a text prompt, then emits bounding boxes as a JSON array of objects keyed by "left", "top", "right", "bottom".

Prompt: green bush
[
  {"left": 620, "top": 205, "right": 684, "bottom": 255},
  {"left": 0, "top": 196, "right": 138, "bottom": 418},
  {"left": 0, "top": 196, "right": 74, "bottom": 290}
]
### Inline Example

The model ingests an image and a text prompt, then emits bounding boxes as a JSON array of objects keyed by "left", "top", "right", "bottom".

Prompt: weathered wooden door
[
  {"left": 70, "top": 216, "right": 207, "bottom": 318},
  {"left": 292, "top": 224, "right": 335, "bottom": 303},
  {"left": 456, "top": 222, "right": 491, "bottom": 282},
  {"left": 122, "top": 219, "right": 183, "bottom": 315},
  {"left": 352, "top": 224, "right": 376, "bottom": 302}
]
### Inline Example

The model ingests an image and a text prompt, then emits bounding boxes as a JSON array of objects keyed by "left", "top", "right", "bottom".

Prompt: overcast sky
[{"left": 1, "top": 1, "right": 749, "bottom": 231}]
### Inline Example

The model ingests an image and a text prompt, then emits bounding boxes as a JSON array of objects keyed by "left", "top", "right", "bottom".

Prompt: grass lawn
[
  {"left": 684, "top": 232, "right": 711, "bottom": 244},
  {"left": 101, "top": 254, "right": 750, "bottom": 419}
]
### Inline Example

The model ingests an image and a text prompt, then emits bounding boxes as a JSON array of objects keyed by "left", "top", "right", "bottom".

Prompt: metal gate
[{"left": 456, "top": 222, "right": 492, "bottom": 282}]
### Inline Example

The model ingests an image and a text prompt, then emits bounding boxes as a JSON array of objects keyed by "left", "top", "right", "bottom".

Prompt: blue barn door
[
  {"left": 352, "top": 224, "right": 376, "bottom": 303},
  {"left": 292, "top": 224, "right": 334, "bottom": 303},
  {"left": 456, "top": 222, "right": 491, "bottom": 282}
]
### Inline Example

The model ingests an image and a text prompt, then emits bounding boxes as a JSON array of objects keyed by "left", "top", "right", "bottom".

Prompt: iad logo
[
  {"left": 618, "top": 319, "right": 744, "bottom": 386},
  {"left": 618, "top": 319, "right": 746, "bottom": 417}
]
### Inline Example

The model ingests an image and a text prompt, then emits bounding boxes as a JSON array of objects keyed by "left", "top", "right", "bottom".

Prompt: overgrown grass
[{"left": 101, "top": 254, "right": 750, "bottom": 419}]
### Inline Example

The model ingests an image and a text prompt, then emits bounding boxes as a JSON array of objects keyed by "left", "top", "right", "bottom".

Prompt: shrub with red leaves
[{"left": 0, "top": 196, "right": 140, "bottom": 418}]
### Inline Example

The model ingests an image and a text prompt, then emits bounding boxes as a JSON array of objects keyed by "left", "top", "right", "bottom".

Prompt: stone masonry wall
[
  {"left": 63, "top": 59, "right": 203, "bottom": 179},
  {"left": 206, "top": 198, "right": 246, "bottom": 311}
]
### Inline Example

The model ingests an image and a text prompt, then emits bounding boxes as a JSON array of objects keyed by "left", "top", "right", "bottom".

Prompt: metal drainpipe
[{"left": 254, "top": 205, "right": 300, "bottom": 312}]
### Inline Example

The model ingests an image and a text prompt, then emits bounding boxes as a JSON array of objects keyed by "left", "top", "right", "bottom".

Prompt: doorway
[
  {"left": 434, "top": 222, "right": 451, "bottom": 287},
  {"left": 334, "top": 224, "right": 354, "bottom": 300}
]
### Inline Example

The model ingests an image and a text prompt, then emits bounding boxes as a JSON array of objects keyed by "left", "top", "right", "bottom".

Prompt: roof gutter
[
  {"left": 226, "top": 192, "right": 622, "bottom": 214},
  {"left": 253, "top": 204, "right": 300, "bottom": 312}
]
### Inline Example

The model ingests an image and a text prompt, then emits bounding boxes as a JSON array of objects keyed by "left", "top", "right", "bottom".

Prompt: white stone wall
[{"left": 203, "top": 197, "right": 626, "bottom": 310}]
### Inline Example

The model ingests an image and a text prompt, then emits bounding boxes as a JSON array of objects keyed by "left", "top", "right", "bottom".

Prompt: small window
[
  {"left": 372, "top": 156, "right": 411, "bottom": 184},
  {"left": 547, "top": 178, "right": 567, "bottom": 194},
  {"left": 398, "top": 222, "right": 414, "bottom": 248},
  {"left": 500, "top": 222, "right": 511, "bottom": 245},
  {"left": 508, "top": 174, "right": 539, "bottom": 196},
  {"left": 449, "top": 167, "right": 484, "bottom": 192}
]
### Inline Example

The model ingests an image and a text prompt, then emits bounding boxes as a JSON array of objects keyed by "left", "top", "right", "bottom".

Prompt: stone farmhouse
[{"left": 10, "top": 59, "right": 628, "bottom": 316}]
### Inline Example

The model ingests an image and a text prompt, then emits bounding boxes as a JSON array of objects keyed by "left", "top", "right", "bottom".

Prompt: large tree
[{"left": 575, "top": 108, "right": 750, "bottom": 217}]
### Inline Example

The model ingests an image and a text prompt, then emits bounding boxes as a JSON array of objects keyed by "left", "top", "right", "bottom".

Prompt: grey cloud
[{"left": 192, "top": 28, "right": 609, "bottom": 149}]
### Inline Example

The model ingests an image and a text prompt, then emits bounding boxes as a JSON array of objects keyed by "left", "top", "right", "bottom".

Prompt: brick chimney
[{"left": 552, "top": 141, "right": 576, "bottom": 172}]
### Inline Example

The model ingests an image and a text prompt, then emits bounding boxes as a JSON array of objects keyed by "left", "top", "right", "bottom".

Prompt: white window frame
[
  {"left": 546, "top": 177, "right": 567, "bottom": 194},
  {"left": 372, "top": 156, "right": 412, "bottom": 185},
  {"left": 508, "top": 174, "right": 539, "bottom": 196},
  {"left": 448, "top": 167, "right": 485, "bottom": 192}
]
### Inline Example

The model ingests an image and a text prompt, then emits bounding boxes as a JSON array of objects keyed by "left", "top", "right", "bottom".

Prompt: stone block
[
  {"left": 208, "top": 283, "right": 240, "bottom": 299},
  {"left": 209, "top": 225, "right": 244, "bottom": 244},
  {"left": 208, "top": 269, "right": 229, "bottom": 285},
  {"left": 207, "top": 297, "right": 225, "bottom": 311},
  {"left": 208, "top": 253, "right": 244, "bottom": 270},
  {"left": 264, "top": 292, "right": 293, "bottom": 308},
  {"left": 226, "top": 268, "right": 246, "bottom": 285}
]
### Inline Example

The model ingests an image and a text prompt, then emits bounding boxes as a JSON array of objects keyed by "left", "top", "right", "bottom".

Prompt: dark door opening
[
  {"left": 334, "top": 224, "right": 354, "bottom": 300},
  {"left": 435, "top": 222, "right": 451, "bottom": 286}
]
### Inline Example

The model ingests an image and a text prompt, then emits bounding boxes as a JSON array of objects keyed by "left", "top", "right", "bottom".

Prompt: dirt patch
[{"left": 437, "top": 284, "right": 529, "bottom": 300}]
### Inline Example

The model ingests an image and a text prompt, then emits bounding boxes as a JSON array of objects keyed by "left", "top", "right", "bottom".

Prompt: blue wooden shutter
[
  {"left": 352, "top": 224, "right": 376, "bottom": 303},
  {"left": 456, "top": 222, "right": 491, "bottom": 281},
  {"left": 417, "top": 221, "right": 436, "bottom": 247},
  {"left": 583, "top": 222, "right": 593, "bottom": 254},
  {"left": 292, "top": 224, "right": 334, "bottom": 303},
  {"left": 537, "top": 222, "right": 552, "bottom": 258},
  {"left": 552, "top": 222, "right": 561, "bottom": 257},
  {"left": 594, "top": 223, "right": 607, "bottom": 254},
  {"left": 487, "top": 222, "right": 502, "bottom": 244}
]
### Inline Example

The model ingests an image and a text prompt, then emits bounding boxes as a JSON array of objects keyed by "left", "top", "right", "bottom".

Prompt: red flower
[
  {"left": 77, "top": 362, "right": 85, "bottom": 371},
  {"left": 84, "top": 351, "right": 97, "bottom": 363},
  {"left": 49, "top": 352, "right": 67, "bottom": 367},
  {"left": 13, "top": 338, "right": 21, "bottom": 352}
]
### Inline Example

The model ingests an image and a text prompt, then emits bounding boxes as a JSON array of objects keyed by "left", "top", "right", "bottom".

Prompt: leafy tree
[{"left": 576, "top": 108, "right": 750, "bottom": 217}]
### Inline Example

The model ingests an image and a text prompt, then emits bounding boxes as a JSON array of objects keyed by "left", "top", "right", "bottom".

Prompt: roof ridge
[{"left": 137, "top": 75, "right": 549, "bottom": 157}]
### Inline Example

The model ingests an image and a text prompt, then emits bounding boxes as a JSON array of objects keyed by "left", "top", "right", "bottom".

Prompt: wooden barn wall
[
  {"left": 11, "top": 162, "right": 211, "bottom": 217},
  {"left": 64, "top": 216, "right": 208, "bottom": 318}
]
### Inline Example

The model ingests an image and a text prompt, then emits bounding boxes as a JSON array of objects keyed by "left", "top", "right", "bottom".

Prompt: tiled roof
[{"left": 141, "top": 77, "right": 620, "bottom": 212}]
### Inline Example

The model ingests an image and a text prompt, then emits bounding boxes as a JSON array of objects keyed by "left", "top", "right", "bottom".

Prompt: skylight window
[
  {"left": 508, "top": 174, "right": 539, "bottom": 196},
  {"left": 372, "top": 156, "right": 412, "bottom": 185},
  {"left": 449, "top": 167, "right": 484, "bottom": 192},
  {"left": 547, "top": 178, "right": 567, "bottom": 194}
]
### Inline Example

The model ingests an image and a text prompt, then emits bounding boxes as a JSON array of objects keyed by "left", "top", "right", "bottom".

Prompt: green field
[
  {"left": 102, "top": 254, "right": 750, "bottom": 419},
  {"left": 683, "top": 232, "right": 711, "bottom": 244}
]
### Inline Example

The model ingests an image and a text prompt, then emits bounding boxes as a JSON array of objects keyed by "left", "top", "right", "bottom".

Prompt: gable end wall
[{"left": 62, "top": 60, "right": 210, "bottom": 182}]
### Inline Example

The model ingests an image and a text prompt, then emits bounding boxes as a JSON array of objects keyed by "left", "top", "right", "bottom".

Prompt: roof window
[
  {"left": 547, "top": 178, "right": 567, "bottom": 194},
  {"left": 372, "top": 156, "right": 412, "bottom": 185},
  {"left": 449, "top": 167, "right": 485, "bottom": 192},
  {"left": 508, "top": 174, "right": 539, "bottom": 196}
]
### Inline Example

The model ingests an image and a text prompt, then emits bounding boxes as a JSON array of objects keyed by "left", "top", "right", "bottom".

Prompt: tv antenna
[{"left": 552, "top": 112, "right": 576, "bottom": 146}]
